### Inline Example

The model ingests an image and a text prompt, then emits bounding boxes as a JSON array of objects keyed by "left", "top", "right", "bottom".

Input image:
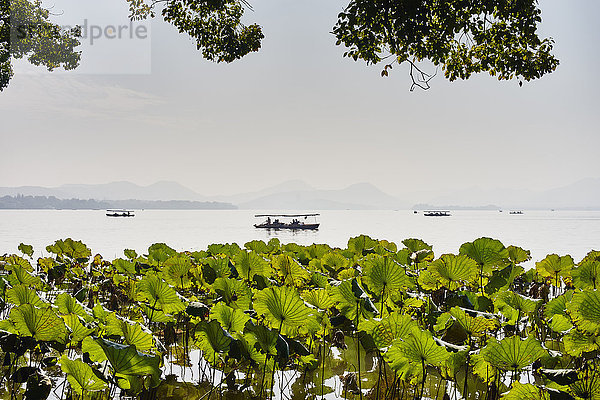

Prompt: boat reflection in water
[{"left": 254, "top": 214, "right": 320, "bottom": 230}]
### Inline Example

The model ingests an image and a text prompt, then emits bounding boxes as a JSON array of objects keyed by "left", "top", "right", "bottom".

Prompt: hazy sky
[{"left": 1, "top": 0, "right": 598, "bottom": 197}]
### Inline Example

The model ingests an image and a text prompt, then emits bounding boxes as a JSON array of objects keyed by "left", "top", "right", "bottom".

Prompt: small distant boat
[
  {"left": 106, "top": 209, "right": 134, "bottom": 217},
  {"left": 254, "top": 214, "right": 319, "bottom": 230},
  {"left": 423, "top": 210, "right": 451, "bottom": 217},
  {"left": 509, "top": 211, "right": 523, "bottom": 215}
]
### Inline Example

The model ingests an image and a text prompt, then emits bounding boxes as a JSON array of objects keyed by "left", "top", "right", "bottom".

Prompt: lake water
[{"left": 0, "top": 209, "right": 599, "bottom": 264}]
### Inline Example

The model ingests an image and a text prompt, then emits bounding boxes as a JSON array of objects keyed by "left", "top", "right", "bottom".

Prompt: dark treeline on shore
[{"left": 0, "top": 195, "right": 237, "bottom": 210}]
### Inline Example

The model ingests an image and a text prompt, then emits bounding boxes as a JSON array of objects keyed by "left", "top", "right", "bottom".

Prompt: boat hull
[{"left": 254, "top": 223, "right": 319, "bottom": 230}]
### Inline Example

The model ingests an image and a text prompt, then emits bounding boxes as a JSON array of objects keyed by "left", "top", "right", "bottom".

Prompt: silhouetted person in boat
[{"left": 267, "top": 217, "right": 271, "bottom": 224}]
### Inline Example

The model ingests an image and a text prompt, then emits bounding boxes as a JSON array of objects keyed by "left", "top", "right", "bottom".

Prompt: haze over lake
[{"left": 1, "top": 209, "right": 598, "bottom": 265}]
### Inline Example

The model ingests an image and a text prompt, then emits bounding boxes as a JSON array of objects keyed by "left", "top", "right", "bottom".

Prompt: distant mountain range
[{"left": 1, "top": 177, "right": 600, "bottom": 210}]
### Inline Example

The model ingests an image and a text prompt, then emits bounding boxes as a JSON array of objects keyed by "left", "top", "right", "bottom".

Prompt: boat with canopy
[{"left": 254, "top": 214, "right": 320, "bottom": 230}]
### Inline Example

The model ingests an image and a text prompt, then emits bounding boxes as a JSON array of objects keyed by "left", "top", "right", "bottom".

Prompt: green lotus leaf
[
  {"left": 306, "top": 244, "right": 332, "bottom": 259},
  {"left": 254, "top": 286, "right": 316, "bottom": 336},
  {"left": 362, "top": 254, "right": 412, "bottom": 297},
  {"left": 310, "top": 271, "right": 331, "bottom": 289},
  {"left": 62, "top": 314, "right": 95, "bottom": 345},
  {"left": 55, "top": 292, "right": 92, "bottom": 321},
  {"left": 96, "top": 338, "right": 161, "bottom": 387},
  {"left": 330, "top": 279, "right": 377, "bottom": 322},
  {"left": 494, "top": 291, "right": 540, "bottom": 324},
  {"left": 213, "top": 277, "right": 252, "bottom": 310},
  {"left": 501, "top": 382, "right": 550, "bottom": 400},
  {"left": 112, "top": 258, "right": 136, "bottom": 276},
  {"left": 402, "top": 238, "right": 434, "bottom": 264},
  {"left": 46, "top": 238, "right": 91, "bottom": 260},
  {"left": 448, "top": 307, "right": 498, "bottom": 337},
  {"left": 459, "top": 237, "right": 510, "bottom": 275},
  {"left": 244, "top": 240, "right": 269, "bottom": 254},
  {"left": 572, "top": 260, "right": 600, "bottom": 290},
  {"left": 136, "top": 273, "right": 186, "bottom": 315},
  {"left": 60, "top": 355, "right": 107, "bottom": 394},
  {"left": 427, "top": 254, "right": 479, "bottom": 290},
  {"left": 10, "top": 304, "right": 68, "bottom": 343},
  {"left": 141, "top": 304, "right": 174, "bottom": 324},
  {"left": 567, "top": 290, "right": 600, "bottom": 334},
  {"left": 481, "top": 336, "right": 547, "bottom": 371},
  {"left": 471, "top": 353, "right": 499, "bottom": 383},
  {"left": 442, "top": 349, "right": 469, "bottom": 380},
  {"left": 204, "top": 256, "right": 231, "bottom": 282},
  {"left": 148, "top": 243, "right": 176, "bottom": 266},
  {"left": 273, "top": 254, "right": 310, "bottom": 287},
  {"left": 347, "top": 235, "right": 377, "bottom": 256},
  {"left": 417, "top": 269, "right": 440, "bottom": 291},
  {"left": 92, "top": 304, "right": 110, "bottom": 325},
  {"left": 106, "top": 314, "right": 154, "bottom": 352},
  {"left": 6, "top": 285, "right": 43, "bottom": 306},
  {"left": 206, "top": 243, "right": 241, "bottom": 258},
  {"left": 385, "top": 326, "right": 450, "bottom": 380},
  {"left": 18, "top": 243, "right": 34, "bottom": 258},
  {"left": 7, "top": 265, "right": 41, "bottom": 288},
  {"left": 162, "top": 254, "right": 192, "bottom": 289},
  {"left": 233, "top": 251, "right": 269, "bottom": 282},
  {"left": 123, "top": 249, "right": 137, "bottom": 260},
  {"left": 302, "top": 288, "right": 333, "bottom": 311},
  {"left": 210, "top": 302, "right": 250, "bottom": 334},
  {"left": 544, "top": 291, "right": 574, "bottom": 332},
  {"left": 507, "top": 245, "right": 531, "bottom": 265},
  {"left": 321, "top": 252, "right": 349, "bottom": 274},
  {"left": 359, "top": 312, "right": 417, "bottom": 348},
  {"left": 569, "top": 368, "right": 600, "bottom": 400},
  {"left": 195, "top": 320, "right": 232, "bottom": 365},
  {"left": 82, "top": 336, "right": 107, "bottom": 363},
  {"left": 244, "top": 320, "right": 278, "bottom": 357},
  {"left": 4, "top": 255, "right": 34, "bottom": 272},
  {"left": 535, "top": 254, "right": 574, "bottom": 283},
  {"left": 563, "top": 329, "right": 600, "bottom": 357}
]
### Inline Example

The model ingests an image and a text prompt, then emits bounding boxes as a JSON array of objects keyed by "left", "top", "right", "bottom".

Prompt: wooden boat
[
  {"left": 423, "top": 210, "right": 451, "bottom": 217},
  {"left": 254, "top": 214, "right": 320, "bottom": 230},
  {"left": 106, "top": 209, "right": 135, "bottom": 217}
]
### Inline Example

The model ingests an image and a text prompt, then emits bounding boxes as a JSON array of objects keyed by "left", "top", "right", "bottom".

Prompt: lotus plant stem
[
  {"left": 355, "top": 301, "right": 362, "bottom": 400},
  {"left": 380, "top": 284, "right": 386, "bottom": 317},
  {"left": 321, "top": 325, "right": 326, "bottom": 400},
  {"left": 270, "top": 320, "right": 284, "bottom": 400}
]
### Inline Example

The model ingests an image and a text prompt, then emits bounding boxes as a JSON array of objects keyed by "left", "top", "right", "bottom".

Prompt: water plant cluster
[{"left": 0, "top": 236, "right": 599, "bottom": 400}]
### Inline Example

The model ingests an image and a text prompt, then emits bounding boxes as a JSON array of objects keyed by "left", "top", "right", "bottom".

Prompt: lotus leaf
[
  {"left": 82, "top": 337, "right": 107, "bottom": 363},
  {"left": 321, "top": 252, "right": 349, "bottom": 274},
  {"left": 447, "top": 306, "right": 498, "bottom": 338},
  {"left": 536, "top": 254, "right": 574, "bottom": 284},
  {"left": 347, "top": 235, "right": 376, "bottom": 256},
  {"left": 4, "top": 255, "right": 33, "bottom": 272},
  {"left": 331, "top": 279, "right": 377, "bottom": 322},
  {"left": 459, "top": 237, "right": 510, "bottom": 275},
  {"left": 46, "top": 238, "right": 91, "bottom": 260},
  {"left": 18, "top": 243, "right": 34, "bottom": 258},
  {"left": 494, "top": 290, "right": 540, "bottom": 324},
  {"left": 233, "top": 250, "right": 269, "bottom": 282},
  {"left": 7, "top": 265, "right": 41, "bottom": 287},
  {"left": 471, "top": 353, "right": 499, "bottom": 383},
  {"left": 481, "top": 336, "right": 547, "bottom": 371},
  {"left": 162, "top": 254, "right": 192, "bottom": 289},
  {"left": 62, "top": 314, "right": 94, "bottom": 345},
  {"left": 97, "top": 338, "right": 161, "bottom": 387},
  {"left": 136, "top": 274, "right": 186, "bottom": 314},
  {"left": 124, "top": 249, "right": 137, "bottom": 260},
  {"left": 55, "top": 292, "right": 92, "bottom": 321},
  {"left": 566, "top": 290, "right": 600, "bottom": 334},
  {"left": 254, "top": 286, "right": 316, "bottom": 336},
  {"left": 106, "top": 314, "right": 154, "bottom": 352},
  {"left": 210, "top": 302, "right": 250, "bottom": 334},
  {"left": 501, "top": 382, "right": 550, "bottom": 400},
  {"left": 112, "top": 258, "right": 136, "bottom": 276},
  {"left": 195, "top": 320, "right": 233, "bottom": 365},
  {"left": 572, "top": 260, "right": 600, "bottom": 290},
  {"left": 359, "top": 312, "right": 417, "bottom": 348},
  {"left": 213, "top": 277, "right": 252, "bottom": 310},
  {"left": 563, "top": 329, "right": 600, "bottom": 356},
  {"left": 244, "top": 240, "right": 270, "bottom": 254},
  {"left": 402, "top": 238, "right": 434, "bottom": 265},
  {"left": 385, "top": 327, "right": 450, "bottom": 380},
  {"left": 6, "top": 285, "right": 43, "bottom": 306},
  {"left": 302, "top": 288, "right": 333, "bottom": 311},
  {"left": 362, "top": 254, "right": 411, "bottom": 298},
  {"left": 507, "top": 245, "right": 531, "bottom": 265},
  {"left": 60, "top": 355, "right": 107, "bottom": 394},
  {"left": 10, "top": 304, "right": 68, "bottom": 343},
  {"left": 426, "top": 254, "right": 478, "bottom": 290},
  {"left": 273, "top": 254, "right": 309, "bottom": 287},
  {"left": 544, "top": 291, "right": 574, "bottom": 332}
]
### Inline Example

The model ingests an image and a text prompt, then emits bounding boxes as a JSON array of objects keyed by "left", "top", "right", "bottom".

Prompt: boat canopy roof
[
  {"left": 255, "top": 213, "right": 320, "bottom": 217},
  {"left": 106, "top": 209, "right": 134, "bottom": 212}
]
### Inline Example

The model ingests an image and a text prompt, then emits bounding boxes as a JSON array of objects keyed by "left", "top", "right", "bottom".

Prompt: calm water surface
[{"left": 0, "top": 209, "right": 598, "bottom": 263}]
